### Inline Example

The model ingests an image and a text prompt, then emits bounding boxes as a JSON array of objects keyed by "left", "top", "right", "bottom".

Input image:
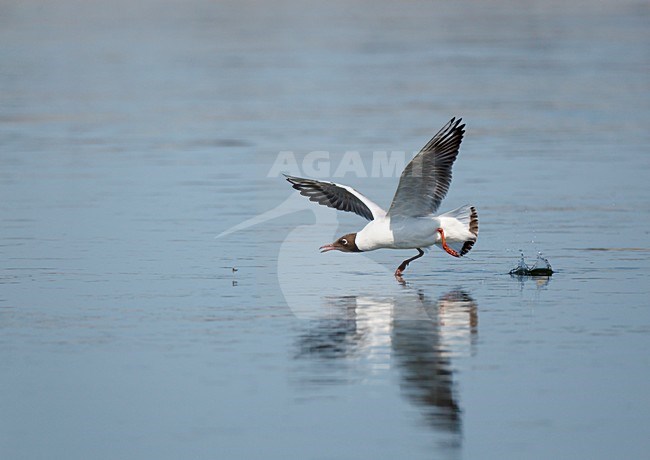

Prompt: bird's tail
[{"left": 439, "top": 205, "right": 479, "bottom": 256}]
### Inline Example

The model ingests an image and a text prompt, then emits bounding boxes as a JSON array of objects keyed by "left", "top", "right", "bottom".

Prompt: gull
[{"left": 285, "top": 117, "right": 478, "bottom": 277}]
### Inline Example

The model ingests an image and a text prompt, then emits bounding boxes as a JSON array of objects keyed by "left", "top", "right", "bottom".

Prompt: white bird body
[
  {"left": 356, "top": 207, "right": 476, "bottom": 252},
  {"left": 358, "top": 216, "right": 438, "bottom": 250},
  {"left": 285, "top": 117, "right": 479, "bottom": 277}
]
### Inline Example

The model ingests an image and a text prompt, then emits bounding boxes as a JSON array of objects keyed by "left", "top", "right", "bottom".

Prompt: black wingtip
[
  {"left": 441, "top": 117, "right": 465, "bottom": 135},
  {"left": 284, "top": 175, "right": 314, "bottom": 192},
  {"left": 284, "top": 174, "right": 299, "bottom": 185}
]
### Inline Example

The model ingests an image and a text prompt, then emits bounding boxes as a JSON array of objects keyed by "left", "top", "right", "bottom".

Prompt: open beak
[{"left": 319, "top": 243, "right": 337, "bottom": 253}]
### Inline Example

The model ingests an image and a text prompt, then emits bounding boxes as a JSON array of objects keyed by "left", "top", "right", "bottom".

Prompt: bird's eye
[{"left": 341, "top": 238, "right": 348, "bottom": 245}]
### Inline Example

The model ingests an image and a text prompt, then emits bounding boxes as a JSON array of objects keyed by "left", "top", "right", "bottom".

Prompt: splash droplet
[{"left": 509, "top": 251, "right": 553, "bottom": 276}]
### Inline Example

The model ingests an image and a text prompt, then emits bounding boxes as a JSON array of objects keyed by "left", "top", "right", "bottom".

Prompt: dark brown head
[{"left": 320, "top": 233, "right": 361, "bottom": 253}]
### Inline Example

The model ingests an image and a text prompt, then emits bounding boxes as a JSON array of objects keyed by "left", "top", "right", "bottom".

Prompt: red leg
[
  {"left": 437, "top": 228, "right": 460, "bottom": 258},
  {"left": 394, "top": 248, "right": 425, "bottom": 277}
]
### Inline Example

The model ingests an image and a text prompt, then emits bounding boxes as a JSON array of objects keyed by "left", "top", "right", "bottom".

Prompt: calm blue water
[{"left": 2, "top": 1, "right": 650, "bottom": 458}]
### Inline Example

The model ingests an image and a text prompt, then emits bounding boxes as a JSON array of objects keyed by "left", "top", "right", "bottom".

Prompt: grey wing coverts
[{"left": 388, "top": 118, "right": 465, "bottom": 217}]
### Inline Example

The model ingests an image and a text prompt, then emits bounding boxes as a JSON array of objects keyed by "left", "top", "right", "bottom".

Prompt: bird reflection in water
[{"left": 294, "top": 288, "right": 478, "bottom": 445}]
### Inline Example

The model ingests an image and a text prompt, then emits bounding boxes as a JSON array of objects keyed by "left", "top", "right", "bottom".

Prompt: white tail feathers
[{"left": 439, "top": 205, "right": 479, "bottom": 256}]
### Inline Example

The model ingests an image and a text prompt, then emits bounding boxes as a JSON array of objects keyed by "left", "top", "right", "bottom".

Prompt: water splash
[{"left": 509, "top": 251, "right": 553, "bottom": 276}]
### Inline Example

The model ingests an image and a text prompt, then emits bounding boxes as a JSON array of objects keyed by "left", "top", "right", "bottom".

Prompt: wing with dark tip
[
  {"left": 285, "top": 175, "right": 386, "bottom": 221},
  {"left": 388, "top": 118, "right": 466, "bottom": 217}
]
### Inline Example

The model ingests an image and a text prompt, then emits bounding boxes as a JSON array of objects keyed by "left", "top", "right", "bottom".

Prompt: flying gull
[{"left": 285, "top": 117, "right": 478, "bottom": 277}]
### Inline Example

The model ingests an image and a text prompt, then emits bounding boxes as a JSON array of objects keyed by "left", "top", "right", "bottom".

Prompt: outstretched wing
[
  {"left": 388, "top": 118, "right": 466, "bottom": 217},
  {"left": 285, "top": 175, "right": 386, "bottom": 221}
]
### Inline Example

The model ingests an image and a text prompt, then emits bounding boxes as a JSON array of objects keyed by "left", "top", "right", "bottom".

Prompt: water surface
[{"left": 1, "top": 1, "right": 649, "bottom": 459}]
